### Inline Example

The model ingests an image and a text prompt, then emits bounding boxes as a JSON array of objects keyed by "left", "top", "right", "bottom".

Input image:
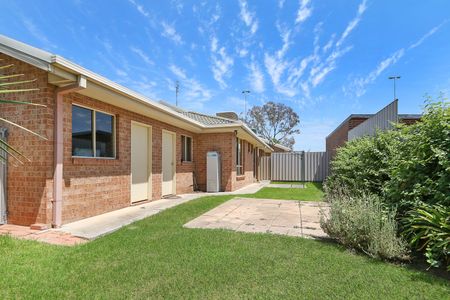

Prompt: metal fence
[
  {"left": 0, "top": 128, "right": 7, "bottom": 224},
  {"left": 260, "top": 151, "right": 330, "bottom": 182},
  {"left": 258, "top": 155, "right": 271, "bottom": 180},
  {"left": 348, "top": 100, "right": 398, "bottom": 141}
]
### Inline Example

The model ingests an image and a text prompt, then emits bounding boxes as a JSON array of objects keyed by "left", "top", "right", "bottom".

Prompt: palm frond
[
  {"left": 0, "top": 99, "right": 46, "bottom": 107},
  {"left": 0, "top": 74, "right": 25, "bottom": 81},
  {"left": 0, "top": 64, "right": 14, "bottom": 70},
  {"left": 0, "top": 139, "right": 31, "bottom": 162},
  {"left": 0, "top": 143, "right": 24, "bottom": 165},
  {"left": 0, "top": 88, "right": 40, "bottom": 94},
  {"left": 0, "top": 79, "right": 37, "bottom": 87},
  {"left": 0, "top": 117, "right": 47, "bottom": 140}
]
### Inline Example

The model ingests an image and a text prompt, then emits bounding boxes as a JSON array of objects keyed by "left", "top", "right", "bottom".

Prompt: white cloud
[
  {"left": 128, "top": 0, "right": 150, "bottom": 18},
  {"left": 347, "top": 20, "right": 447, "bottom": 97},
  {"left": 22, "top": 18, "right": 57, "bottom": 49},
  {"left": 336, "top": 0, "right": 367, "bottom": 48},
  {"left": 238, "top": 0, "right": 259, "bottom": 35},
  {"left": 409, "top": 20, "right": 448, "bottom": 49},
  {"left": 161, "top": 21, "right": 183, "bottom": 44},
  {"left": 248, "top": 61, "right": 265, "bottom": 93},
  {"left": 278, "top": 0, "right": 286, "bottom": 9},
  {"left": 305, "top": 0, "right": 368, "bottom": 89},
  {"left": 295, "top": 0, "right": 312, "bottom": 24},
  {"left": 130, "top": 47, "right": 154, "bottom": 65},
  {"left": 168, "top": 64, "right": 212, "bottom": 107},
  {"left": 211, "top": 36, "right": 218, "bottom": 52},
  {"left": 347, "top": 49, "right": 404, "bottom": 97},
  {"left": 211, "top": 47, "right": 234, "bottom": 88},
  {"left": 310, "top": 45, "right": 353, "bottom": 87},
  {"left": 238, "top": 48, "right": 249, "bottom": 57},
  {"left": 116, "top": 69, "right": 128, "bottom": 77}
]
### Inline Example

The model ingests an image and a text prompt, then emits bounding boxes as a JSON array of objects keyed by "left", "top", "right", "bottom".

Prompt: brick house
[{"left": 0, "top": 35, "right": 272, "bottom": 227}]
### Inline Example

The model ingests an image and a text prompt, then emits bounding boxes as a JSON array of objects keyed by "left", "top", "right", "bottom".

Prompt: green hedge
[{"left": 324, "top": 97, "right": 450, "bottom": 270}]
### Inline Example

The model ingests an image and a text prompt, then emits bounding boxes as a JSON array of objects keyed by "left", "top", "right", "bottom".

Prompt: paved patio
[
  {"left": 0, "top": 224, "right": 87, "bottom": 246},
  {"left": 55, "top": 181, "right": 270, "bottom": 240},
  {"left": 0, "top": 181, "right": 269, "bottom": 245},
  {"left": 184, "top": 198, "right": 329, "bottom": 239}
]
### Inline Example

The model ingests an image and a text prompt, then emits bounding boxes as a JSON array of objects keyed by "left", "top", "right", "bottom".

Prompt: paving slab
[
  {"left": 184, "top": 198, "right": 329, "bottom": 239},
  {"left": 267, "top": 183, "right": 305, "bottom": 188}
]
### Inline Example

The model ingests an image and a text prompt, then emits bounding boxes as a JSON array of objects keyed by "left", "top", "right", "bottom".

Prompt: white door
[
  {"left": 162, "top": 131, "right": 175, "bottom": 196},
  {"left": 131, "top": 123, "right": 150, "bottom": 202}
]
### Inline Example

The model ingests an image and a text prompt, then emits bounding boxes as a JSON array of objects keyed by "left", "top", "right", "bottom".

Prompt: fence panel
[
  {"left": 264, "top": 151, "right": 330, "bottom": 182},
  {"left": 258, "top": 155, "right": 271, "bottom": 180},
  {"left": 303, "top": 152, "right": 330, "bottom": 181},
  {"left": 270, "top": 152, "right": 303, "bottom": 181}
]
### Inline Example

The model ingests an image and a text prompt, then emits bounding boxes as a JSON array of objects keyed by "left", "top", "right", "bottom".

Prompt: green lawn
[
  {"left": 244, "top": 182, "right": 324, "bottom": 201},
  {"left": 1, "top": 195, "right": 448, "bottom": 299}
]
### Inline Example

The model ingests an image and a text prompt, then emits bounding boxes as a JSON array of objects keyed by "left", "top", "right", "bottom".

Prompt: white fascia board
[{"left": 0, "top": 34, "right": 52, "bottom": 71}]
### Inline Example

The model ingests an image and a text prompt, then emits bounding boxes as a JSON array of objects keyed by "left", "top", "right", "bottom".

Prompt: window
[
  {"left": 72, "top": 105, "right": 115, "bottom": 158},
  {"left": 181, "top": 135, "right": 192, "bottom": 162},
  {"left": 236, "top": 137, "right": 244, "bottom": 175}
]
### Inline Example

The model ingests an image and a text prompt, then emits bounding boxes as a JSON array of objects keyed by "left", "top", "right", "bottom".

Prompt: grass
[
  {"left": 1, "top": 195, "right": 449, "bottom": 299},
  {"left": 244, "top": 182, "right": 324, "bottom": 201}
]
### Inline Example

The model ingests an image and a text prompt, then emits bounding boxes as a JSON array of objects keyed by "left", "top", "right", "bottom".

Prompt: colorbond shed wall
[{"left": 348, "top": 100, "right": 398, "bottom": 141}]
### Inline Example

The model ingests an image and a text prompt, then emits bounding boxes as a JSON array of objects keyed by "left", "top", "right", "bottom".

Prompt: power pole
[
  {"left": 242, "top": 90, "right": 250, "bottom": 122},
  {"left": 175, "top": 80, "right": 180, "bottom": 106},
  {"left": 388, "top": 76, "right": 400, "bottom": 100}
]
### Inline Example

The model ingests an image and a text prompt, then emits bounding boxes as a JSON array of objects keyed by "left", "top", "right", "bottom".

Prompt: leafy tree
[
  {"left": 0, "top": 59, "right": 46, "bottom": 164},
  {"left": 245, "top": 101, "right": 300, "bottom": 150}
]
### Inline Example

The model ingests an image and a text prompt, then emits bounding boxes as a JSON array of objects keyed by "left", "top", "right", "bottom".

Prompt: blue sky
[{"left": 1, "top": 0, "right": 449, "bottom": 150}]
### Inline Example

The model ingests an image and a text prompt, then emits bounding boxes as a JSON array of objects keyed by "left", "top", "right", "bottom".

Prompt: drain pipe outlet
[{"left": 52, "top": 76, "right": 86, "bottom": 228}]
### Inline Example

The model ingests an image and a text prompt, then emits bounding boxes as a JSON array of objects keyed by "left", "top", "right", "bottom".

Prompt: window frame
[
  {"left": 181, "top": 135, "right": 193, "bottom": 162},
  {"left": 71, "top": 104, "right": 116, "bottom": 159}
]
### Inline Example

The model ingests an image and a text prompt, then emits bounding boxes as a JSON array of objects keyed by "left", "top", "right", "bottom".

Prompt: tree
[
  {"left": 245, "top": 101, "right": 300, "bottom": 150},
  {"left": 0, "top": 59, "right": 46, "bottom": 164}
]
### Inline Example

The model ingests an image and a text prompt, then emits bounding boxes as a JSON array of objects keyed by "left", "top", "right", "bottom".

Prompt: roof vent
[{"left": 216, "top": 111, "right": 239, "bottom": 120}]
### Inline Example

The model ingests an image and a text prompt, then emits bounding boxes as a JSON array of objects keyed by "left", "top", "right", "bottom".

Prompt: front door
[
  {"left": 162, "top": 131, "right": 175, "bottom": 196},
  {"left": 131, "top": 123, "right": 151, "bottom": 203}
]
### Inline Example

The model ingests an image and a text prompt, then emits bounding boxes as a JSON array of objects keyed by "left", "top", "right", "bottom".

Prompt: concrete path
[
  {"left": 184, "top": 198, "right": 329, "bottom": 239},
  {"left": 55, "top": 181, "right": 270, "bottom": 240}
]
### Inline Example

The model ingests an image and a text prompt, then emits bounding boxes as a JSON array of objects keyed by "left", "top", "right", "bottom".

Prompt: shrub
[
  {"left": 402, "top": 204, "right": 449, "bottom": 270},
  {"left": 384, "top": 98, "right": 450, "bottom": 213},
  {"left": 325, "top": 130, "right": 400, "bottom": 196},
  {"left": 321, "top": 189, "right": 409, "bottom": 261}
]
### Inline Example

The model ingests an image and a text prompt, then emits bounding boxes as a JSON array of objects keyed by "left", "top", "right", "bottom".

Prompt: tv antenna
[{"left": 175, "top": 80, "right": 180, "bottom": 106}]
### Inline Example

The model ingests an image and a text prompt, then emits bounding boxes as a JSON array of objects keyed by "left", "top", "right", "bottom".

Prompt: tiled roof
[{"left": 180, "top": 111, "right": 238, "bottom": 126}]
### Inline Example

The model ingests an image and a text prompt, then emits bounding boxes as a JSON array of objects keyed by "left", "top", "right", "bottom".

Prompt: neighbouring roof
[
  {"left": 180, "top": 111, "right": 237, "bottom": 126},
  {"left": 326, "top": 113, "right": 422, "bottom": 139},
  {"left": 158, "top": 101, "right": 239, "bottom": 126}
]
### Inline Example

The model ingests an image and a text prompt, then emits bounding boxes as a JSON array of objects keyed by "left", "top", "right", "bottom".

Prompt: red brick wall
[
  {"left": 326, "top": 117, "right": 368, "bottom": 159},
  {"left": 195, "top": 132, "right": 234, "bottom": 192},
  {"left": 400, "top": 118, "right": 420, "bottom": 125},
  {"left": 0, "top": 53, "right": 55, "bottom": 226},
  {"left": 61, "top": 93, "right": 197, "bottom": 224}
]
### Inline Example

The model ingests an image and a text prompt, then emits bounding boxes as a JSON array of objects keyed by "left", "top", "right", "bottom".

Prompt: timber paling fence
[{"left": 258, "top": 151, "right": 330, "bottom": 182}]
